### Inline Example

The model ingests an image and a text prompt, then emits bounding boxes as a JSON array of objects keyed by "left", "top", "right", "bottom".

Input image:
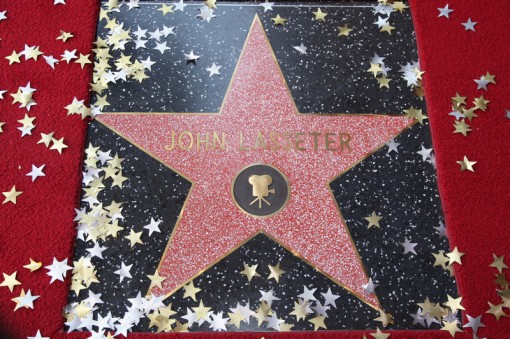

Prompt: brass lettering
[
  {"left": 164, "top": 130, "right": 176, "bottom": 151},
  {"left": 178, "top": 131, "right": 194, "bottom": 151},
  {"left": 213, "top": 132, "right": 226, "bottom": 150},
  {"left": 269, "top": 131, "right": 281, "bottom": 150},
  {"left": 325, "top": 132, "right": 337, "bottom": 151},
  {"left": 339, "top": 132, "right": 351, "bottom": 151},
  {"left": 282, "top": 132, "right": 292, "bottom": 150},
  {"left": 254, "top": 131, "right": 267, "bottom": 150},
  {"left": 239, "top": 132, "right": 250, "bottom": 151},
  {"left": 294, "top": 132, "right": 306, "bottom": 151},
  {"left": 196, "top": 132, "right": 209, "bottom": 151},
  {"left": 310, "top": 132, "right": 321, "bottom": 151}
]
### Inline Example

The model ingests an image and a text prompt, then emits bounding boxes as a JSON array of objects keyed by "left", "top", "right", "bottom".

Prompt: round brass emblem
[{"left": 232, "top": 164, "right": 290, "bottom": 218}]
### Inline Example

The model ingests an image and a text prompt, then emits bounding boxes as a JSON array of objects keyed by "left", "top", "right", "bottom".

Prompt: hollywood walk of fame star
[{"left": 97, "top": 15, "right": 414, "bottom": 309}]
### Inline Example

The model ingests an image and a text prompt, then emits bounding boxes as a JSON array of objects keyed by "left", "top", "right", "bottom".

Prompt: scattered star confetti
[
  {"left": 365, "top": 211, "right": 383, "bottom": 229},
  {"left": 293, "top": 42, "right": 307, "bottom": 54},
  {"left": 438, "top": 5, "right": 453, "bottom": 19},
  {"left": 0, "top": 271, "right": 21, "bottom": 292},
  {"left": 2, "top": 186, "right": 22, "bottom": 204},
  {"left": 45, "top": 257, "right": 72, "bottom": 283},
  {"left": 205, "top": 62, "right": 222, "bottom": 77},
  {"left": 260, "top": 2, "right": 274, "bottom": 12},
  {"left": 462, "top": 18, "right": 477, "bottom": 32},
  {"left": 456, "top": 156, "right": 476, "bottom": 172},
  {"left": 57, "top": 30, "right": 74, "bottom": 42},
  {"left": 23, "top": 259, "right": 42, "bottom": 272},
  {"left": 12, "top": 289, "right": 39, "bottom": 311},
  {"left": 337, "top": 24, "right": 353, "bottom": 37},
  {"left": 271, "top": 14, "right": 287, "bottom": 26},
  {"left": 27, "top": 330, "right": 50, "bottom": 339},
  {"left": 26, "top": 164, "right": 46, "bottom": 182}
]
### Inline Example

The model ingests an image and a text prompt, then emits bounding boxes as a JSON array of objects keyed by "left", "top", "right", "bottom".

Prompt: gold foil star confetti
[
  {"left": 228, "top": 310, "right": 246, "bottom": 329},
  {"left": 337, "top": 24, "right": 352, "bottom": 37},
  {"left": 483, "top": 72, "right": 496, "bottom": 84},
  {"left": 11, "top": 289, "right": 39, "bottom": 311},
  {"left": 23, "top": 259, "right": 43, "bottom": 272},
  {"left": 75, "top": 53, "right": 92, "bottom": 68},
  {"left": 486, "top": 302, "right": 507, "bottom": 321},
  {"left": 453, "top": 120, "right": 471, "bottom": 136},
  {"left": 50, "top": 136, "right": 68, "bottom": 154},
  {"left": 280, "top": 323, "right": 294, "bottom": 331},
  {"left": 183, "top": 280, "right": 201, "bottom": 301},
  {"left": 312, "top": 8, "right": 327, "bottom": 22},
  {"left": 158, "top": 4, "right": 174, "bottom": 15},
  {"left": 432, "top": 251, "right": 450, "bottom": 271},
  {"left": 441, "top": 320, "right": 462, "bottom": 337},
  {"left": 380, "top": 23, "right": 396, "bottom": 35},
  {"left": 240, "top": 263, "right": 260, "bottom": 282},
  {"left": 365, "top": 211, "right": 382, "bottom": 229},
  {"left": 204, "top": 0, "right": 217, "bottom": 9},
  {"left": 456, "top": 156, "right": 476, "bottom": 172},
  {"left": 494, "top": 273, "right": 508, "bottom": 288},
  {"left": 308, "top": 315, "right": 327, "bottom": 330},
  {"left": 57, "top": 30, "right": 74, "bottom": 42},
  {"left": 0, "top": 122, "right": 4, "bottom": 133},
  {"left": 473, "top": 95, "right": 490, "bottom": 111},
  {"left": 111, "top": 171, "right": 128, "bottom": 188},
  {"left": 21, "top": 44, "right": 44, "bottom": 61},
  {"left": 267, "top": 262, "right": 285, "bottom": 283},
  {"left": 462, "top": 108, "right": 477, "bottom": 121},
  {"left": 2, "top": 186, "right": 22, "bottom": 204},
  {"left": 106, "top": 0, "right": 119, "bottom": 10},
  {"left": 124, "top": 229, "right": 144, "bottom": 247},
  {"left": 392, "top": 1, "right": 409, "bottom": 13},
  {"left": 491, "top": 254, "right": 508, "bottom": 273},
  {"left": 0, "top": 271, "right": 21, "bottom": 292},
  {"left": 94, "top": 94, "right": 110, "bottom": 109},
  {"left": 443, "top": 295, "right": 465, "bottom": 313},
  {"left": 271, "top": 14, "right": 287, "bottom": 26},
  {"left": 403, "top": 106, "right": 427, "bottom": 124},
  {"left": 452, "top": 93, "right": 467, "bottom": 106},
  {"left": 374, "top": 309, "right": 394, "bottom": 327},
  {"left": 289, "top": 299, "right": 312, "bottom": 321},
  {"left": 6, "top": 50, "right": 22, "bottom": 64},
  {"left": 147, "top": 269, "right": 167, "bottom": 289},
  {"left": 446, "top": 247, "right": 465, "bottom": 265},
  {"left": 367, "top": 63, "right": 383, "bottom": 77},
  {"left": 173, "top": 320, "right": 189, "bottom": 332},
  {"left": 377, "top": 75, "right": 392, "bottom": 89},
  {"left": 11, "top": 82, "right": 36, "bottom": 110},
  {"left": 370, "top": 328, "right": 390, "bottom": 339},
  {"left": 192, "top": 300, "right": 212, "bottom": 323},
  {"left": 17, "top": 113, "right": 36, "bottom": 136}
]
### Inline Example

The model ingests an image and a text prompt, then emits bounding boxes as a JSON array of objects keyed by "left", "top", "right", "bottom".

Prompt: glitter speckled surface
[
  {"left": 68, "top": 2, "right": 459, "bottom": 333},
  {"left": 98, "top": 17, "right": 414, "bottom": 308}
]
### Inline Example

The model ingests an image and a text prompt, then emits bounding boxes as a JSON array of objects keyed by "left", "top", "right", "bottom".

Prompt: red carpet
[{"left": 0, "top": 0, "right": 509, "bottom": 338}]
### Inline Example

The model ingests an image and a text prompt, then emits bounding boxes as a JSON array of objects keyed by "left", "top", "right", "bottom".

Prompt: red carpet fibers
[{"left": 0, "top": 0, "right": 509, "bottom": 338}]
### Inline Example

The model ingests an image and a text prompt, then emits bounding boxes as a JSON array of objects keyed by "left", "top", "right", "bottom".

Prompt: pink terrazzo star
[{"left": 98, "top": 16, "right": 414, "bottom": 309}]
